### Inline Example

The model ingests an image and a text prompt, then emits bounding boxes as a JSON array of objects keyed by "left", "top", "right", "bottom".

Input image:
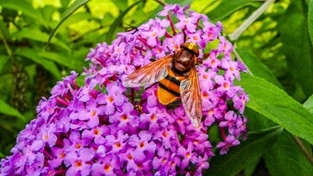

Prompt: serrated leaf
[
  {"left": 206, "top": 126, "right": 283, "bottom": 176},
  {"left": 308, "top": 0, "right": 313, "bottom": 46},
  {"left": 47, "top": 0, "right": 91, "bottom": 47},
  {"left": 106, "top": 1, "right": 142, "bottom": 43},
  {"left": 235, "top": 48, "right": 282, "bottom": 88},
  {"left": 279, "top": 1, "right": 313, "bottom": 97},
  {"left": 303, "top": 94, "right": 313, "bottom": 114},
  {"left": 15, "top": 48, "right": 61, "bottom": 79},
  {"left": 264, "top": 131, "right": 313, "bottom": 176},
  {"left": 13, "top": 28, "right": 71, "bottom": 52},
  {"left": 236, "top": 74, "right": 313, "bottom": 145},
  {"left": 0, "top": 0, "right": 47, "bottom": 27},
  {"left": 0, "top": 99, "right": 25, "bottom": 121},
  {"left": 206, "top": 0, "right": 260, "bottom": 22}
]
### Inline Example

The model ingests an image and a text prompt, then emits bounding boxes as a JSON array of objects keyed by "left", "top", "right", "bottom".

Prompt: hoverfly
[{"left": 123, "top": 42, "right": 202, "bottom": 127}]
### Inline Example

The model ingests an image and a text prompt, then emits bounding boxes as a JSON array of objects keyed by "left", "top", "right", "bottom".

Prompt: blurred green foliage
[{"left": 0, "top": 0, "right": 313, "bottom": 175}]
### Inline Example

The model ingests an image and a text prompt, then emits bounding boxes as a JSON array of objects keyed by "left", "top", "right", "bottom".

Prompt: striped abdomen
[{"left": 157, "top": 68, "right": 186, "bottom": 105}]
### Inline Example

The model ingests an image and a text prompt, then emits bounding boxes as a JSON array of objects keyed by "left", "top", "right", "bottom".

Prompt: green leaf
[
  {"left": 237, "top": 74, "right": 313, "bottom": 145},
  {"left": 166, "top": 0, "right": 192, "bottom": 6},
  {"left": 308, "top": 0, "right": 313, "bottom": 46},
  {"left": 112, "top": 0, "right": 128, "bottom": 11},
  {"left": 0, "top": 0, "right": 47, "bottom": 27},
  {"left": 15, "top": 48, "right": 61, "bottom": 79},
  {"left": 47, "top": 0, "right": 91, "bottom": 48},
  {"left": 0, "top": 99, "right": 25, "bottom": 121},
  {"left": 279, "top": 1, "right": 313, "bottom": 97},
  {"left": 235, "top": 48, "right": 282, "bottom": 88},
  {"left": 206, "top": 126, "right": 283, "bottom": 176},
  {"left": 58, "top": 12, "right": 93, "bottom": 28},
  {"left": 206, "top": 0, "right": 260, "bottom": 22},
  {"left": 0, "top": 55, "right": 9, "bottom": 73},
  {"left": 39, "top": 52, "right": 79, "bottom": 69},
  {"left": 303, "top": 94, "right": 313, "bottom": 114},
  {"left": 264, "top": 131, "right": 313, "bottom": 176},
  {"left": 0, "top": 20, "right": 11, "bottom": 40},
  {"left": 245, "top": 107, "right": 276, "bottom": 131},
  {"left": 75, "top": 75, "right": 86, "bottom": 87},
  {"left": 106, "top": 1, "right": 142, "bottom": 43},
  {"left": 38, "top": 50, "right": 87, "bottom": 72},
  {"left": 13, "top": 28, "right": 71, "bottom": 52}
]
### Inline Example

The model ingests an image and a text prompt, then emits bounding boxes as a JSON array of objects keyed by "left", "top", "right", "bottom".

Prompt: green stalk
[
  {"left": 0, "top": 28, "right": 13, "bottom": 61},
  {"left": 228, "top": 0, "right": 276, "bottom": 41}
]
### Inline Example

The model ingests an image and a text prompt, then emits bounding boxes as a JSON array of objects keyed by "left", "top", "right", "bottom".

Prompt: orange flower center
[
  {"left": 202, "top": 91, "right": 209, "bottom": 98},
  {"left": 121, "top": 114, "right": 128, "bottom": 121},
  {"left": 208, "top": 109, "right": 214, "bottom": 115},
  {"left": 75, "top": 160, "right": 82, "bottom": 167},
  {"left": 162, "top": 158, "right": 167, "bottom": 164},
  {"left": 223, "top": 83, "right": 229, "bottom": 89},
  {"left": 115, "top": 142, "right": 121, "bottom": 148},
  {"left": 163, "top": 131, "right": 168, "bottom": 137},
  {"left": 91, "top": 110, "right": 97, "bottom": 117},
  {"left": 127, "top": 154, "right": 133, "bottom": 160},
  {"left": 151, "top": 114, "right": 156, "bottom": 121},
  {"left": 75, "top": 143, "right": 81, "bottom": 149},
  {"left": 104, "top": 164, "right": 111, "bottom": 172},
  {"left": 108, "top": 96, "right": 114, "bottom": 103},
  {"left": 94, "top": 129, "right": 99, "bottom": 135},
  {"left": 59, "top": 152, "right": 65, "bottom": 159},
  {"left": 186, "top": 152, "right": 191, "bottom": 159},
  {"left": 211, "top": 59, "right": 216, "bottom": 66},
  {"left": 139, "top": 142, "right": 145, "bottom": 148}
]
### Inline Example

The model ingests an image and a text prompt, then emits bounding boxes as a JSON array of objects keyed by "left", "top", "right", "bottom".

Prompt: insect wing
[
  {"left": 180, "top": 68, "right": 202, "bottom": 127},
  {"left": 123, "top": 55, "right": 173, "bottom": 87}
]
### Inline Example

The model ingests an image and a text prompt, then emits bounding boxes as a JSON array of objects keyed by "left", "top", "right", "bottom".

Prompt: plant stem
[
  {"left": 233, "top": 47, "right": 253, "bottom": 75},
  {"left": 291, "top": 135, "right": 313, "bottom": 166},
  {"left": 0, "top": 29, "right": 13, "bottom": 61},
  {"left": 229, "top": 0, "right": 275, "bottom": 41}
]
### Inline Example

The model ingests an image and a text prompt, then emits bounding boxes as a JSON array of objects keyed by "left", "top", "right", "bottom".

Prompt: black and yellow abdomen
[{"left": 157, "top": 68, "right": 186, "bottom": 105}]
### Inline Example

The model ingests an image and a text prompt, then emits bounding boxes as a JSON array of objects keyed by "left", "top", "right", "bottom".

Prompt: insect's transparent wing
[
  {"left": 123, "top": 55, "right": 173, "bottom": 87},
  {"left": 180, "top": 68, "right": 202, "bottom": 127}
]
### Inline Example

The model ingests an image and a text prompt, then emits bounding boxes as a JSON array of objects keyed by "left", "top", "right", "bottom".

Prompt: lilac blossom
[{"left": 0, "top": 4, "right": 248, "bottom": 175}]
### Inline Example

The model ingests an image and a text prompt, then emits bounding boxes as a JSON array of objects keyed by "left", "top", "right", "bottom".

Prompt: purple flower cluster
[{"left": 0, "top": 4, "right": 248, "bottom": 175}]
